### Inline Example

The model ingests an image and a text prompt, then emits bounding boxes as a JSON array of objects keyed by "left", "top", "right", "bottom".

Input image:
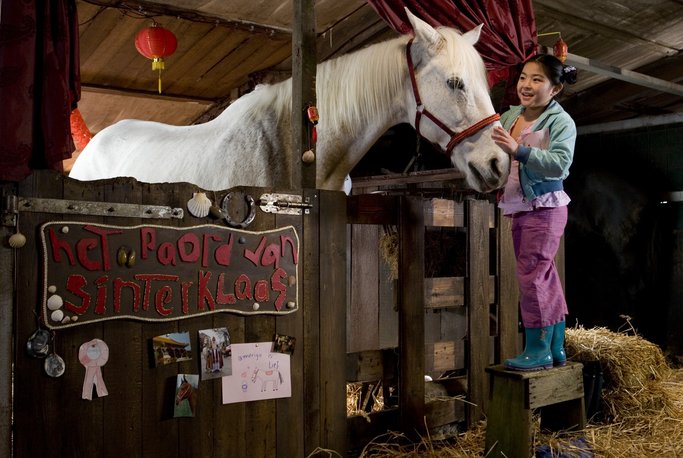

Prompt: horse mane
[
  {"left": 224, "top": 27, "right": 487, "bottom": 135},
  {"left": 220, "top": 36, "right": 409, "bottom": 136},
  {"left": 315, "top": 37, "right": 407, "bottom": 135}
]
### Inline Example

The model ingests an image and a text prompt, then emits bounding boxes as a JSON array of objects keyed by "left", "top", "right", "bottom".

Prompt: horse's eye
[{"left": 447, "top": 77, "right": 464, "bottom": 91}]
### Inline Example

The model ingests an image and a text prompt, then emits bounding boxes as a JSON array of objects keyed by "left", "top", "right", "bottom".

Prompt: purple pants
[{"left": 511, "top": 206, "right": 568, "bottom": 328}]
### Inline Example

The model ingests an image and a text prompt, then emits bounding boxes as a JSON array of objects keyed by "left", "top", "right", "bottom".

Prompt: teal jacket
[{"left": 500, "top": 100, "right": 576, "bottom": 200}]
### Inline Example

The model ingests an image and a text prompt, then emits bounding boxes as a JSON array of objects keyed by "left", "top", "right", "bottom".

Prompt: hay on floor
[{"left": 353, "top": 326, "right": 683, "bottom": 457}]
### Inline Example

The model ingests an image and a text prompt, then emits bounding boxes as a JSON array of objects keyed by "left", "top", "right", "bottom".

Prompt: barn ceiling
[{"left": 71, "top": 0, "right": 683, "bottom": 167}]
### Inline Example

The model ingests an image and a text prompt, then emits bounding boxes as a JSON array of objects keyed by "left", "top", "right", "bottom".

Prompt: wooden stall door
[{"left": 5, "top": 170, "right": 346, "bottom": 458}]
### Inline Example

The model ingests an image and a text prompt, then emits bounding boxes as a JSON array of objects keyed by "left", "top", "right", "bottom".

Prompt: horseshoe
[{"left": 221, "top": 192, "right": 256, "bottom": 228}]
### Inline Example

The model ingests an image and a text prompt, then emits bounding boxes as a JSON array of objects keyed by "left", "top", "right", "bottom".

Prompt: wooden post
[
  {"left": 0, "top": 184, "right": 15, "bottom": 458},
  {"left": 466, "top": 199, "right": 490, "bottom": 426},
  {"left": 398, "top": 196, "right": 425, "bottom": 435},
  {"left": 292, "top": 0, "right": 317, "bottom": 189}
]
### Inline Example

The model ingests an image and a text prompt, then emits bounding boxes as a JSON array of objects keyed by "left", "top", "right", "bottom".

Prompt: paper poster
[{"left": 221, "top": 341, "right": 291, "bottom": 404}]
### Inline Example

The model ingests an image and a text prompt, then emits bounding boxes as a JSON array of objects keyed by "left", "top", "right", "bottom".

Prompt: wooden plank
[
  {"left": 440, "top": 308, "right": 467, "bottom": 371},
  {"left": 303, "top": 188, "right": 322, "bottom": 454},
  {"left": 275, "top": 192, "right": 306, "bottom": 458},
  {"left": 348, "top": 223, "right": 379, "bottom": 352},
  {"left": 317, "top": 190, "right": 348, "bottom": 455},
  {"left": 215, "top": 312, "right": 248, "bottom": 458},
  {"left": 317, "top": 3, "right": 389, "bottom": 61},
  {"left": 378, "top": 252, "right": 398, "bottom": 349},
  {"left": 425, "top": 398, "right": 466, "bottom": 428},
  {"left": 346, "top": 194, "right": 398, "bottom": 225},
  {"left": 425, "top": 341, "right": 457, "bottom": 373},
  {"left": 484, "top": 371, "right": 531, "bottom": 458},
  {"left": 528, "top": 363, "right": 584, "bottom": 409},
  {"left": 351, "top": 169, "right": 466, "bottom": 189},
  {"left": 497, "top": 211, "right": 520, "bottom": 362},
  {"left": 0, "top": 182, "right": 15, "bottom": 458},
  {"left": 423, "top": 198, "right": 496, "bottom": 228},
  {"left": 11, "top": 173, "right": 54, "bottom": 458},
  {"left": 424, "top": 199, "right": 464, "bottom": 227},
  {"left": 138, "top": 182, "right": 179, "bottom": 458},
  {"left": 398, "top": 196, "right": 425, "bottom": 435},
  {"left": 424, "top": 276, "right": 496, "bottom": 309},
  {"left": 241, "top": 186, "right": 277, "bottom": 457},
  {"left": 99, "top": 178, "right": 145, "bottom": 458},
  {"left": 465, "top": 199, "right": 490, "bottom": 427},
  {"left": 59, "top": 173, "right": 106, "bottom": 456},
  {"left": 345, "top": 349, "right": 398, "bottom": 382}
]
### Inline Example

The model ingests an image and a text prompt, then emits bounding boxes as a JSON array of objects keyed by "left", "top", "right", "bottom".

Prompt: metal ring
[{"left": 221, "top": 192, "right": 256, "bottom": 228}]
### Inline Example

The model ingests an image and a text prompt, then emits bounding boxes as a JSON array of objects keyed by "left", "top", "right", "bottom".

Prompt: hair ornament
[{"left": 561, "top": 65, "right": 578, "bottom": 84}]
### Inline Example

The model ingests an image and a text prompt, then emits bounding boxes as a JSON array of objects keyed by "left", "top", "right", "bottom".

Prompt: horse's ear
[
  {"left": 404, "top": 7, "right": 444, "bottom": 50},
  {"left": 462, "top": 24, "right": 483, "bottom": 46}
]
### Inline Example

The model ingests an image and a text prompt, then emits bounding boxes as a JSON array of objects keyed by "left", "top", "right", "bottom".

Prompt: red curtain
[
  {"left": 367, "top": 0, "right": 537, "bottom": 110},
  {"left": 0, "top": 0, "right": 80, "bottom": 182}
]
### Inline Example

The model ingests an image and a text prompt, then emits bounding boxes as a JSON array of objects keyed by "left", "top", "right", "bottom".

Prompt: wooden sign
[{"left": 40, "top": 222, "right": 299, "bottom": 329}]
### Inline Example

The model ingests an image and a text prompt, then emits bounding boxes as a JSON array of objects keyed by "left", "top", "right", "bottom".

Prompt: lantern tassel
[{"left": 158, "top": 68, "right": 162, "bottom": 94}]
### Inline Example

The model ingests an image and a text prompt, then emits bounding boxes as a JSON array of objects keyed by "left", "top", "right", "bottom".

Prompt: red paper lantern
[
  {"left": 135, "top": 24, "right": 177, "bottom": 93},
  {"left": 553, "top": 37, "right": 568, "bottom": 63},
  {"left": 70, "top": 108, "right": 92, "bottom": 150}
]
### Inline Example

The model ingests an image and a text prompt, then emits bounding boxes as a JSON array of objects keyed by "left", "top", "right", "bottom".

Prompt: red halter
[{"left": 406, "top": 39, "right": 500, "bottom": 156}]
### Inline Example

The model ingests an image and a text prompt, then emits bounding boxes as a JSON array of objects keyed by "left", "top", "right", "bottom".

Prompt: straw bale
[{"left": 564, "top": 325, "right": 677, "bottom": 420}]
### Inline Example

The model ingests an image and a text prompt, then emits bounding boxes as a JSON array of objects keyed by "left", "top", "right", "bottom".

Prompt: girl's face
[{"left": 517, "top": 61, "right": 562, "bottom": 111}]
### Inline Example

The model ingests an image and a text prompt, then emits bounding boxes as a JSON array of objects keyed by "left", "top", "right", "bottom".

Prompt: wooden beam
[
  {"left": 82, "top": 83, "right": 216, "bottom": 104},
  {"left": 547, "top": 48, "right": 683, "bottom": 97},
  {"left": 534, "top": 1, "right": 679, "bottom": 56},
  {"left": 577, "top": 112, "right": 683, "bottom": 135},
  {"left": 84, "top": 0, "right": 292, "bottom": 36},
  {"left": 292, "top": 0, "right": 317, "bottom": 189}
]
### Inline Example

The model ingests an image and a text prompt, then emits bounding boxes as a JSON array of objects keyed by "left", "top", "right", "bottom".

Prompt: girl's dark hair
[{"left": 526, "top": 54, "right": 578, "bottom": 85}]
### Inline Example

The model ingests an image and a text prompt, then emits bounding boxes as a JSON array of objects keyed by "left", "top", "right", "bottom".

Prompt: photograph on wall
[
  {"left": 221, "top": 341, "right": 291, "bottom": 404},
  {"left": 152, "top": 331, "right": 192, "bottom": 367},
  {"left": 173, "top": 374, "right": 199, "bottom": 418},
  {"left": 198, "top": 327, "right": 232, "bottom": 380},
  {"left": 273, "top": 333, "right": 296, "bottom": 355}
]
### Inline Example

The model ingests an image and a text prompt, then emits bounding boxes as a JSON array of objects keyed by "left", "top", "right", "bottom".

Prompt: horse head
[
  {"left": 403, "top": 10, "right": 509, "bottom": 193},
  {"left": 176, "top": 378, "right": 192, "bottom": 405}
]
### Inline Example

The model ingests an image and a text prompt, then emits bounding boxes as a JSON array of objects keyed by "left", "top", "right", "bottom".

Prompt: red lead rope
[
  {"left": 446, "top": 113, "right": 501, "bottom": 152},
  {"left": 406, "top": 39, "right": 500, "bottom": 157}
]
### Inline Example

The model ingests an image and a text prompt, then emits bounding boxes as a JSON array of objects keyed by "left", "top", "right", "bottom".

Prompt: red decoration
[
  {"left": 70, "top": 108, "right": 92, "bottom": 150},
  {"left": 553, "top": 37, "right": 568, "bottom": 63},
  {"left": 135, "top": 24, "right": 177, "bottom": 93},
  {"left": 307, "top": 105, "right": 319, "bottom": 144}
]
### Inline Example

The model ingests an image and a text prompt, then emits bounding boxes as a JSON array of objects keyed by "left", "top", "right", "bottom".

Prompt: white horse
[
  {"left": 251, "top": 367, "right": 283, "bottom": 392},
  {"left": 70, "top": 10, "right": 508, "bottom": 193}
]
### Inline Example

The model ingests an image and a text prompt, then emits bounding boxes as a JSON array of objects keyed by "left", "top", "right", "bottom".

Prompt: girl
[{"left": 491, "top": 54, "right": 578, "bottom": 371}]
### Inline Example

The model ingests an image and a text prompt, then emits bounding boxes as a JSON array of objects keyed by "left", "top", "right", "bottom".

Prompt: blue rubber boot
[
  {"left": 551, "top": 321, "right": 567, "bottom": 366},
  {"left": 504, "top": 326, "right": 554, "bottom": 371}
]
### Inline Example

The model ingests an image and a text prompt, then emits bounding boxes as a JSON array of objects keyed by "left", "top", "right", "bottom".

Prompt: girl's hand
[{"left": 491, "top": 126, "right": 519, "bottom": 157}]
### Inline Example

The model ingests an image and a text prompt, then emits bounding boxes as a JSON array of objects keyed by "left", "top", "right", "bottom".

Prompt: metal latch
[
  {"left": 259, "top": 193, "right": 313, "bottom": 215},
  {"left": 9, "top": 196, "right": 184, "bottom": 220}
]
